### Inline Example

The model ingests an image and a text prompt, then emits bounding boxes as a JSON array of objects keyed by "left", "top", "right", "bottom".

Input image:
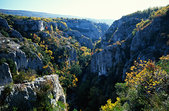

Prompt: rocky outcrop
[
  {"left": 0, "top": 17, "right": 10, "bottom": 30},
  {"left": 67, "top": 30, "right": 93, "bottom": 49},
  {"left": 0, "top": 74, "right": 66, "bottom": 110},
  {"left": 0, "top": 17, "right": 23, "bottom": 39},
  {"left": 91, "top": 9, "right": 169, "bottom": 81},
  {"left": 0, "top": 37, "right": 43, "bottom": 71},
  {"left": 91, "top": 46, "right": 113, "bottom": 76},
  {"left": 65, "top": 19, "right": 109, "bottom": 41},
  {"left": 0, "top": 33, "right": 4, "bottom": 37},
  {"left": 101, "top": 16, "right": 141, "bottom": 47},
  {"left": 14, "top": 20, "right": 45, "bottom": 32},
  {"left": 9, "top": 29, "right": 23, "bottom": 39},
  {"left": 0, "top": 63, "right": 13, "bottom": 86},
  {"left": 38, "top": 31, "right": 51, "bottom": 38},
  {"left": 57, "top": 22, "right": 68, "bottom": 31},
  {"left": 91, "top": 44, "right": 127, "bottom": 79}
]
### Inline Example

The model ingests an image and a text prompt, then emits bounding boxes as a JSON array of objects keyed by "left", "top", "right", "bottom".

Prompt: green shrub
[
  {"left": 13, "top": 70, "right": 37, "bottom": 84},
  {"left": 69, "top": 63, "right": 82, "bottom": 76},
  {"left": 0, "top": 29, "right": 9, "bottom": 37},
  {"left": 109, "top": 55, "right": 169, "bottom": 111},
  {"left": 0, "top": 58, "right": 17, "bottom": 74},
  {"left": 0, "top": 83, "right": 13, "bottom": 110},
  {"left": 34, "top": 80, "right": 66, "bottom": 110},
  {"left": 0, "top": 58, "right": 6, "bottom": 65}
]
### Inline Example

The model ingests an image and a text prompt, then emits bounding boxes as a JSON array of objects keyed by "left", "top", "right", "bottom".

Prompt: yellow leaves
[
  {"left": 82, "top": 52, "right": 91, "bottom": 56},
  {"left": 58, "top": 65, "right": 78, "bottom": 88},
  {"left": 125, "top": 59, "right": 168, "bottom": 93},
  {"left": 68, "top": 36, "right": 72, "bottom": 40},
  {"left": 43, "top": 65, "right": 48, "bottom": 69},
  {"left": 116, "top": 97, "right": 120, "bottom": 101},
  {"left": 147, "top": 91, "right": 151, "bottom": 93},
  {"left": 151, "top": 5, "right": 169, "bottom": 18},
  {"left": 130, "top": 66, "right": 136, "bottom": 71},
  {"left": 101, "top": 97, "right": 121, "bottom": 111},
  {"left": 45, "top": 50, "right": 53, "bottom": 56},
  {"left": 160, "top": 55, "right": 169, "bottom": 60},
  {"left": 60, "top": 21, "right": 67, "bottom": 28},
  {"left": 38, "top": 53, "right": 41, "bottom": 58},
  {"left": 136, "top": 19, "right": 152, "bottom": 31},
  {"left": 80, "top": 46, "right": 88, "bottom": 52},
  {"left": 74, "top": 42, "right": 80, "bottom": 48},
  {"left": 80, "top": 46, "right": 91, "bottom": 57},
  {"left": 72, "top": 76, "right": 78, "bottom": 87}
]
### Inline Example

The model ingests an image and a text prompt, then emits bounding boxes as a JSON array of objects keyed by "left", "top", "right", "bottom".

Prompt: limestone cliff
[
  {"left": 0, "top": 74, "right": 66, "bottom": 110},
  {"left": 91, "top": 7, "right": 169, "bottom": 81},
  {"left": 0, "top": 37, "right": 43, "bottom": 71},
  {"left": 65, "top": 19, "right": 109, "bottom": 41}
]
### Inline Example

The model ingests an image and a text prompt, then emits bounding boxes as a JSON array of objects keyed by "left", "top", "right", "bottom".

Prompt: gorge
[{"left": 0, "top": 5, "right": 169, "bottom": 111}]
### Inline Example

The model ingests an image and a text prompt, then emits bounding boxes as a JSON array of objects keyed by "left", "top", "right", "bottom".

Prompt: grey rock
[
  {"left": 0, "top": 33, "right": 4, "bottom": 37},
  {"left": 0, "top": 63, "right": 13, "bottom": 86},
  {"left": 78, "top": 36, "right": 93, "bottom": 49},
  {"left": 50, "top": 22, "right": 58, "bottom": 30},
  {"left": 65, "top": 19, "right": 109, "bottom": 41},
  {"left": 0, "top": 38, "right": 43, "bottom": 71},
  {"left": 27, "top": 53, "right": 43, "bottom": 70},
  {"left": 67, "top": 30, "right": 93, "bottom": 49},
  {"left": 14, "top": 20, "right": 45, "bottom": 32},
  {"left": 91, "top": 46, "right": 113, "bottom": 76},
  {"left": 9, "top": 29, "right": 23, "bottom": 39},
  {"left": 0, "top": 17, "right": 10, "bottom": 30},
  {"left": 91, "top": 45, "right": 126, "bottom": 78},
  {"left": 102, "top": 17, "right": 141, "bottom": 47},
  {"left": 57, "top": 22, "right": 68, "bottom": 31},
  {"left": 0, "top": 74, "right": 66, "bottom": 110},
  {"left": 38, "top": 32, "right": 51, "bottom": 38},
  {"left": 91, "top": 12, "right": 169, "bottom": 81}
]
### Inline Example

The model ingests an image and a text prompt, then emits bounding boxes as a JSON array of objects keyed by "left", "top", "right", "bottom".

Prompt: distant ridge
[{"left": 0, "top": 9, "right": 114, "bottom": 25}]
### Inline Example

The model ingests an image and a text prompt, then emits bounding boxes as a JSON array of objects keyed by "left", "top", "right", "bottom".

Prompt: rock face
[
  {"left": 57, "top": 22, "right": 68, "bottom": 31},
  {"left": 0, "top": 63, "right": 13, "bottom": 86},
  {"left": 9, "top": 29, "right": 23, "bottom": 39},
  {"left": 0, "top": 17, "right": 10, "bottom": 30},
  {"left": 38, "top": 31, "right": 51, "bottom": 38},
  {"left": 91, "top": 10, "right": 169, "bottom": 80},
  {"left": 0, "top": 37, "right": 43, "bottom": 71},
  {"left": 91, "top": 46, "right": 113, "bottom": 76},
  {"left": 0, "top": 33, "right": 4, "bottom": 37},
  {"left": 0, "top": 17, "right": 23, "bottom": 39},
  {"left": 67, "top": 30, "right": 93, "bottom": 49},
  {"left": 65, "top": 19, "right": 109, "bottom": 41},
  {"left": 14, "top": 20, "right": 45, "bottom": 32},
  {"left": 0, "top": 74, "right": 66, "bottom": 110},
  {"left": 101, "top": 16, "right": 141, "bottom": 47}
]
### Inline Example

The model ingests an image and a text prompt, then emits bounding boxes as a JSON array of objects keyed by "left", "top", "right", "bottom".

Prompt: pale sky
[{"left": 0, "top": 0, "right": 169, "bottom": 19}]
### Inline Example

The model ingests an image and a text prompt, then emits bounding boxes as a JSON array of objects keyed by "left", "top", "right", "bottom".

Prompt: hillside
[
  {"left": 0, "top": 9, "right": 114, "bottom": 25},
  {"left": 0, "top": 5, "right": 169, "bottom": 111}
]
